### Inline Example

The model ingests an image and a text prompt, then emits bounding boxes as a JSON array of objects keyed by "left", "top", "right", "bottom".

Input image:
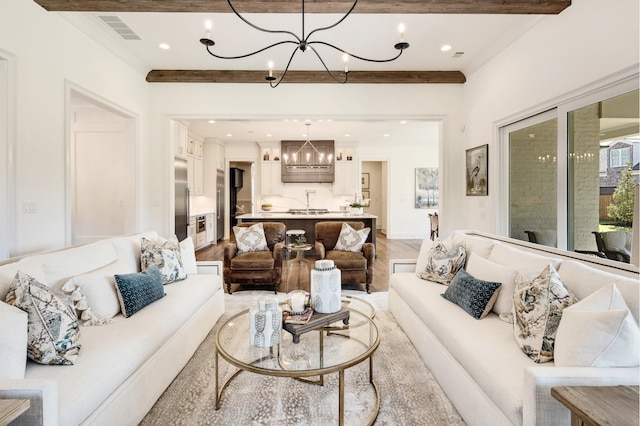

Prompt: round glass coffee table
[{"left": 215, "top": 299, "right": 380, "bottom": 426}]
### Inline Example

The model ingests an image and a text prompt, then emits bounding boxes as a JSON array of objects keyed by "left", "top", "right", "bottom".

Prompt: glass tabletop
[{"left": 216, "top": 304, "right": 379, "bottom": 377}]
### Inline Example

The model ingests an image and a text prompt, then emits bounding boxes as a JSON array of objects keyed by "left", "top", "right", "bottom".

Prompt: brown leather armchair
[
  {"left": 314, "top": 221, "right": 375, "bottom": 293},
  {"left": 223, "top": 222, "right": 286, "bottom": 294}
]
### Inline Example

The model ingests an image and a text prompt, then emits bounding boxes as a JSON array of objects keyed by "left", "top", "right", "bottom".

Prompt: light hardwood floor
[{"left": 195, "top": 230, "right": 422, "bottom": 294}]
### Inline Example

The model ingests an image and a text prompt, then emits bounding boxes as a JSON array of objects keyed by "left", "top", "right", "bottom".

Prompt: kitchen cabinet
[
  {"left": 174, "top": 121, "right": 188, "bottom": 158},
  {"left": 195, "top": 140, "right": 204, "bottom": 159},
  {"left": 261, "top": 161, "right": 283, "bottom": 195},
  {"left": 205, "top": 213, "right": 214, "bottom": 243},
  {"left": 188, "top": 216, "right": 196, "bottom": 242},
  {"left": 334, "top": 160, "right": 357, "bottom": 195},
  {"left": 194, "top": 158, "right": 204, "bottom": 195},
  {"left": 216, "top": 144, "right": 225, "bottom": 171},
  {"left": 196, "top": 232, "right": 206, "bottom": 249}
]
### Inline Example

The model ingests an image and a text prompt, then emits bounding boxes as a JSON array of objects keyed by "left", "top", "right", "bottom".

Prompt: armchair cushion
[
  {"left": 602, "top": 231, "right": 632, "bottom": 255},
  {"left": 233, "top": 223, "right": 269, "bottom": 253},
  {"left": 325, "top": 250, "right": 368, "bottom": 270},
  {"left": 230, "top": 252, "right": 276, "bottom": 270},
  {"left": 334, "top": 223, "right": 371, "bottom": 253}
]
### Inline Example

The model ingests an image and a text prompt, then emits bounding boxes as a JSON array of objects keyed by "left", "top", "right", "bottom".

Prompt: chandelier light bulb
[
  {"left": 398, "top": 23, "right": 406, "bottom": 43},
  {"left": 268, "top": 61, "right": 274, "bottom": 78},
  {"left": 343, "top": 54, "right": 349, "bottom": 73},
  {"left": 205, "top": 20, "right": 212, "bottom": 39}
]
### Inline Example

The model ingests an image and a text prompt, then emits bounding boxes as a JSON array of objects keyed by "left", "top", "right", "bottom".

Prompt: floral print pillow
[
  {"left": 140, "top": 235, "right": 186, "bottom": 284},
  {"left": 233, "top": 223, "right": 269, "bottom": 254},
  {"left": 334, "top": 223, "right": 371, "bottom": 252},
  {"left": 513, "top": 264, "right": 577, "bottom": 363},
  {"left": 6, "top": 271, "right": 81, "bottom": 365},
  {"left": 419, "top": 241, "right": 466, "bottom": 285}
]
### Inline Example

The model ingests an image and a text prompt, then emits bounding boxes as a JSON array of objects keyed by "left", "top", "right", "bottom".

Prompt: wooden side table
[
  {"left": 551, "top": 385, "right": 639, "bottom": 426},
  {"left": 0, "top": 399, "right": 30, "bottom": 426}
]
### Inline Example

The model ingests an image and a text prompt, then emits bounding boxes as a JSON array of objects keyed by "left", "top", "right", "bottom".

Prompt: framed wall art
[
  {"left": 466, "top": 144, "right": 488, "bottom": 196},
  {"left": 415, "top": 167, "right": 439, "bottom": 208},
  {"left": 361, "top": 173, "right": 370, "bottom": 190}
]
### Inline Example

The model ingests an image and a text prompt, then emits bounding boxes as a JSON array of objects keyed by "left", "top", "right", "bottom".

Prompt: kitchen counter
[{"left": 236, "top": 213, "right": 377, "bottom": 251}]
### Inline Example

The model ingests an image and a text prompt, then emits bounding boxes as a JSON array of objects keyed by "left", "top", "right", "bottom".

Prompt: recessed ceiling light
[
  {"left": 266, "top": 134, "right": 272, "bottom": 137},
  {"left": 384, "top": 134, "right": 390, "bottom": 137},
  {"left": 441, "top": 44, "right": 452, "bottom": 52},
  {"left": 345, "top": 134, "right": 351, "bottom": 137},
  {"left": 208, "top": 120, "right": 216, "bottom": 124},
  {"left": 400, "top": 120, "right": 407, "bottom": 124},
  {"left": 159, "top": 43, "right": 170, "bottom": 50},
  {"left": 226, "top": 133, "right": 232, "bottom": 137}
]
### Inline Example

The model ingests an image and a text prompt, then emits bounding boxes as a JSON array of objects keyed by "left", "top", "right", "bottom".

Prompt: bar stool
[{"left": 285, "top": 229, "right": 312, "bottom": 292}]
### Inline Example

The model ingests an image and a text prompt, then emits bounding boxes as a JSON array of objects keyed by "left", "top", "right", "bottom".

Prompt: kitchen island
[{"left": 236, "top": 212, "right": 377, "bottom": 250}]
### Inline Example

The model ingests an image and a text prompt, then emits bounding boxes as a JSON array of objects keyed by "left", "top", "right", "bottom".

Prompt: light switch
[{"left": 23, "top": 202, "right": 38, "bottom": 213}]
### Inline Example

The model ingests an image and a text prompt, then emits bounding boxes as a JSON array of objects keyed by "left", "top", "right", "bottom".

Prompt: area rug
[{"left": 140, "top": 291, "right": 464, "bottom": 425}]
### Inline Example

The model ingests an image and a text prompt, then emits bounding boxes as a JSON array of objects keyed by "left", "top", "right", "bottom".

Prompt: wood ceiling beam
[
  {"left": 34, "top": 0, "right": 571, "bottom": 14},
  {"left": 146, "top": 70, "right": 466, "bottom": 84}
]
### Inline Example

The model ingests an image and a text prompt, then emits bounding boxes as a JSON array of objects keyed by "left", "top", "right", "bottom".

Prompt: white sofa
[
  {"left": 389, "top": 230, "right": 639, "bottom": 426},
  {"left": 0, "top": 231, "right": 225, "bottom": 425}
]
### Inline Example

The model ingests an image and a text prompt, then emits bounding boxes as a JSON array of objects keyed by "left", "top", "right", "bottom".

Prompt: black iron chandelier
[{"left": 199, "top": 0, "right": 410, "bottom": 88}]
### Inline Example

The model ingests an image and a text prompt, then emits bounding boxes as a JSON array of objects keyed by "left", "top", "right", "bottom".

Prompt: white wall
[
  {"left": 0, "top": 0, "right": 150, "bottom": 255},
  {"left": 461, "top": 0, "right": 640, "bottom": 234}
]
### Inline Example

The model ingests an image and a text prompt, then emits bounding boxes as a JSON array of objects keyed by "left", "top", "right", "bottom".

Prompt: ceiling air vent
[
  {"left": 452, "top": 51, "right": 465, "bottom": 58},
  {"left": 97, "top": 15, "right": 141, "bottom": 40}
]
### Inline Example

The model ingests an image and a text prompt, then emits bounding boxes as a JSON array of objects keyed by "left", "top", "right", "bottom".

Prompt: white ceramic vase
[
  {"left": 310, "top": 260, "right": 341, "bottom": 314},
  {"left": 249, "top": 296, "right": 282, "bottom": 347}
]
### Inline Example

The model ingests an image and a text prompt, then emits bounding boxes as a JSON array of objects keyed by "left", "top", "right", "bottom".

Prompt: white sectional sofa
[
  {"left": 389, "top": 231, "right": 639, "bottom": 426},
  {"left": 0, "top": 231, "right": 225, "bottom": 425}
]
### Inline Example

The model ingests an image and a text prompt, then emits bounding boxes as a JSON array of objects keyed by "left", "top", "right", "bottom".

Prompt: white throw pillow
[
  {"left": 513, "top": 264, "right": 576, "bottom": 363},
  {"left": 555, "top": 283, "right": 640, "bottom": 367},
  {"left": 489, "top": 243, "right": 562, "bottom": 282},
  {"left": 466, "top": 253, "right": 520, "bottom": 315},
  {"left": 0, "top": 301, "right": 27, "bottom": 379},
  {"left": 179, "top": 236, "right": 198, "bottom": 275},
  {"left": 140, "top": 235, "right": 187, "bottom": 284},
  {"left": 233, "top": 223, "right": 269, "bottom": 254},
  {"left": 334, "top": 223, "right": 371, "bottom": 253},
  {"left": 451, "top": 232, "right": 495, "bottom": 263},
  {"left": 61, "top": 259, "right": 134, "bottom": 326}
]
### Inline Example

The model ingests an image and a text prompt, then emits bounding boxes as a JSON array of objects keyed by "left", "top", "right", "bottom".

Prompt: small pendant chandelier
[
  {"left": 199, "top": 0, "right": 410, "bottom": 88},
  {"left": 284, "top": 123, "right": 333, "bottom": 169}
]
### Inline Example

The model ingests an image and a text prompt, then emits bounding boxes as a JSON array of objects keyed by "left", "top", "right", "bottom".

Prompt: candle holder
[{"left": 287, "top": 290, "right": 308, "bottom": 315}]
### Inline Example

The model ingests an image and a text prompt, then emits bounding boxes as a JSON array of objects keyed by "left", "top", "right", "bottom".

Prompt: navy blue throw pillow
[
  {"left": 114, "top": 266, "right": 165, "bottom": 318},
  {"left": 442, "top": 268, "right": 501, "bottom": 319}
]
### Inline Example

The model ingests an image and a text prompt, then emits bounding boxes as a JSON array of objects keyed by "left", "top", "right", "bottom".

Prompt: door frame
[{"left": 0, "top": 49, "right": 16, "bottom": 258}]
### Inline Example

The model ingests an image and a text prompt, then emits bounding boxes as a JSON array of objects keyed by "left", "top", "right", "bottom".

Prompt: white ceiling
[{"left": 62, "top": 9, "right": 546, "bottom": 142}]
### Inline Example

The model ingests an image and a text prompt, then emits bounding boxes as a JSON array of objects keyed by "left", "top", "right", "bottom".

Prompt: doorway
[
  {"left": 362, "top": 160, "right": 388, "bottom": 233},
  {"left": 229, "top": 161, "right": 254, "bottom": 228},
  {"left": 68, "top": 88, "right": 137, "bottom": 245}
]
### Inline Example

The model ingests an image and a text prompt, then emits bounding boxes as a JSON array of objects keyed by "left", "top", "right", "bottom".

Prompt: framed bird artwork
[{"left": 466, "top": 144, "right": 488, "bottom": 196}]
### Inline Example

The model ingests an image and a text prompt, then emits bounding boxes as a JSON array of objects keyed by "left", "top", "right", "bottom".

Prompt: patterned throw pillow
[
  {"left": 233, "top": 223, "right": 269, "bottom": 254},
  {"left": 334, "top": 223, "right": 371, "bottom": 252},
  {"left": 513, "top": 264, "right": 576, "bottom": 363},
  {"left": 419, "top": 241, "right": 466, "bottom": 285},
  {"left": 6, "top": 271, "right": 81, "bottom": 365},
  {"left": 442, "top": 269, "right": 502, "bottom": 319},
  {"left": 140, "top": 235, "right": 186, "bottom": 284},
  {"left": 114, "top": 266, "right": 165, "bottom": 318}
]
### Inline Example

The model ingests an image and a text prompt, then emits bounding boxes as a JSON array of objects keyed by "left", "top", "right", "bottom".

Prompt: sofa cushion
[
  {"left": 558, "top": 260, "right": 639, "bottom": 323},
  {"left": 466, "top": 253, "right": 520, "bottom": 315},
  {"left": 0, "top": 301, "right": 28, "bottom": 379},
  {"left": 334, "top": 222, "right": 370, "bottom": 253},
  {"left": 61, "top": 259, "right": 134, "bottom": 325},
  {"left": 325, "top": 250, "right": 368, "bottom": 270},
  {"left": 415, "top": 237, "right": 435, "bottom": 274},
  {"left": 6, "top": 271, "right": 81, "bottom": 365},
  {"left": 555, "top": 283, "right": 639, "bottom": 367},
  {"left": 230, "top": 251, "right": 275, "bottom": 270},
  {"left": 114, "top": 266, "right": 166, "bottom": 318},
  {"left": 452, "top": 231, "right": 495, "bottom": 263},
  {"left": 419, "top": 241, "right": 466, "bottom": 285},
  {"left": 109, "top": 231, "right": 159, "bottom": 273},
  {"left": 27, "top": 239, "right": 118, "bottom": 290},
  {"left": 233, "top": 222, "right": 269, "bottom": 254},
  {"left": 23, "top": 273, "right": 220, "bottom": 426},
  {"left": 489, "top": 243, "right": 562, "bottom": 282},
  {"left": 141, "top": 235, "right": 186, "bottom": 284},
  {"left": 513, "top": 265, "right": 576, "bottom": 363},
  {"left": 442, "top": 268, "right": 501, "bottom": 319}
]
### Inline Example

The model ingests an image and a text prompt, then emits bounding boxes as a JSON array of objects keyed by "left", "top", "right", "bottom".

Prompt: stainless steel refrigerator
[
  {"left": 174, "top": 158, "right": 189, "bottom": 241},
  {"left": 216, "top": 169, "right": 224, "bottom": 241}
]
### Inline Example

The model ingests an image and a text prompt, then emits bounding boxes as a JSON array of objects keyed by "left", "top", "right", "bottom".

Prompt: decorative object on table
[
  {"left": 282, "top": 308, "right": 351, "bottom": 344},
  {"left": 199, "top": 0, "right": 410, "bottom": 88},
  {"left": 415, "top": 167, "right": 439, "bottom": 208},
  {"left": 288, "top": 289, "right": 308, "bottom": 313},
  {"left": 261, "top": 203, "right": 272, "bottom": 211},
  {"left": 466, "top": 144, "right": 488, "bottom": 196},
  {"left": 283, "top": 306, "right": 314, "bottom": 325},
  {"left": 249, "top": 296, "right": 282, "bottom": 348},
  {"left": 348, "top": 193, "right": 369, "bottom": 216},
  {"left": 311, "top": 260, "right": 342, "bottom": 314}
]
